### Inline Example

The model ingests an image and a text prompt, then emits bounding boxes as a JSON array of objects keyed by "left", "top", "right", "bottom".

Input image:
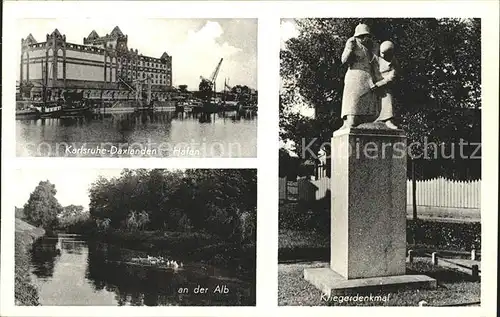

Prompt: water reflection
[
  {"left": 17, "top": 110, "right": 257, "bottom": 157},
  {"left": 29, "top": 235, "right": 255, "bottom": 306},
  {"left": 30, "top": 237, "right": 60, "bottom": 279}
]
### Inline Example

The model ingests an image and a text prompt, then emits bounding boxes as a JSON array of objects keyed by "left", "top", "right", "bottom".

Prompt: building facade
[{"left": 19, "top": 26, "right": 173, "bottom": 101}]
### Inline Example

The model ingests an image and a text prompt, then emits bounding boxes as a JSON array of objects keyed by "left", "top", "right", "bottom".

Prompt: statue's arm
[
  {"left": 374, "top": 67, "right": 396, "bottom": 88},
  {"left": 341, "top": 37, "right": 356, "bottom": 65}
]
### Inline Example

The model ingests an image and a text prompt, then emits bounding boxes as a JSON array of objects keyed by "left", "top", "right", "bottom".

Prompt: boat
[
  {"left": 33, "top": 101, "right": 62, "bottom": 118},
  {"left": 200, "top": 98, "right": 220, "bottom": 113},
  {"left": 16, "top": 107, "right": 40, "bottom": 119},
  {"left": 221, "top": 101, "right": 239, "bottom": 111},
  {"left": 182, "top": 101, "right": 193, "bottom": 113},
  {"left": 61, "top": 105, "right": 92, "bottom": 117}
]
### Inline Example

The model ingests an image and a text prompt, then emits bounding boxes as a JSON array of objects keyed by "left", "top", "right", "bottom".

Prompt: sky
[
  {"left": 15, "top": 168, "right": 188, "bottom": 211},
  {"left": 16, "top": 18, "right": 257, "bottom": 91},
  {"left": 15, "top": 169, "right": 124, "bottom": 210},
  {"left": 279, "top": 19, "right": 314, "bottom": 119},
  {"left": 280, "top": 19, "right": 299, "bottom": 50}
]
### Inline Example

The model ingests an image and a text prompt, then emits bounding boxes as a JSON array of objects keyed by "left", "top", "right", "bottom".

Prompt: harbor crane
[
  {"left": 118, "top": 76, "right": 152, "bottom": 106},
  {"left": 200, "top": 58, "right": 223, "bottom": 99}
]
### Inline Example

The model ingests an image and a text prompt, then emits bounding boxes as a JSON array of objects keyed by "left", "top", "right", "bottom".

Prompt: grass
[
  {"left": 278, "top": 258, "right": 480, "bottom": 306},
  {"left": 278, "top": 210, "right": 481, "bottom": 306},
  {"left": 279, "top": 229, "right": 329, "bottom": 262}
]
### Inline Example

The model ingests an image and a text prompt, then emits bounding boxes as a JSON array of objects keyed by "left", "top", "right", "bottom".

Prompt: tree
[
  {"left": 88, "top": 169, "right": 257, "bottom": 242},
  {"left": 15, "top": 207, "right": 25, "bottom": 219},
  {"left": 198, "top": 79, "right": 213, "bottom": 101},
  {"left": 60, "top": 204, "right": 84, "bottom": 219},
  {"left": 178, "top": 85, "right": 188, "bottom": 93},
  {"left": 280, "top": 18, "right": 481, "bottom": 181},
  {"left": 23, "top": 181, "right": 63, "bottom": 230}
]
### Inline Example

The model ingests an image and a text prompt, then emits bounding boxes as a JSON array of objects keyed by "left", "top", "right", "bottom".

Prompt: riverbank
[
  {"left": 84, "top": 230, "right": 256, "bottom": 279},
  {"left": 15, "top": 218, "right": 45, "bottom": 306}
]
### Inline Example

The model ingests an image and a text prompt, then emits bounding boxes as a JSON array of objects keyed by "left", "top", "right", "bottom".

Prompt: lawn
[
  {"left": 278, "top": 205, "right": 481, "bottom": 307},
  {"left": 278, "top": 258, "right": 480, "bottom": 306}
]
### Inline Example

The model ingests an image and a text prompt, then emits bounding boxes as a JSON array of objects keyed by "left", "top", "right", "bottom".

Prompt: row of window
[
  {"left": 117, "top": 58, "right": 168, "bottom": 69},
  {"left": 117, "top": 66, "right": 171, "bottom": 73},
  {"left": 118, "top": 77, "right": 170, "bottom": 85},
  {"left": 117, "top": 70, "right": 170, "bottom": 79}
]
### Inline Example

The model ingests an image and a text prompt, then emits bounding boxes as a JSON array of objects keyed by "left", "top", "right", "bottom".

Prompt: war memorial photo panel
[{"left": 278, "top": 17, "right": 487, "bottom": 307}]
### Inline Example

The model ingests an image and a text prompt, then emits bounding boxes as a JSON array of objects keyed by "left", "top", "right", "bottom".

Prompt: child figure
[{"left": 371, "top": 40, "right": 398, "bottom": 129}]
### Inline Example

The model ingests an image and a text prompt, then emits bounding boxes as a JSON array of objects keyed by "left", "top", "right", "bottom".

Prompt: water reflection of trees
[
  {"left": 30, "top": 237, "right": 60, "bottom": 278},
  {"left": 84, "top": 242, "right": 254, "bottom": 306},
  {"left": 61, "top": 239, "right": 85, "bottom": 255}
]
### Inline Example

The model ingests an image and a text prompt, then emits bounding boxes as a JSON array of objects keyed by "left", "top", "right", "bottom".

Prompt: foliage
[
  {"left": 230, "top": 85, "right": 254, "bottom": 101},
  {"left": 279, "top": 202, "right": 481, "bottom": 253},
  {"left": 88, "top": 169, "right": 257, "bottom": 242},
  {"left": 408, "top": 219, "right": 481, "bottom": 251},
  {"left": 15, "top": 228, "right": 44, "bottom": 306},
  {"left": 280, "top": 18, "right": 481, "bottom": 181},
  {"left": 60, "top": 204, "right": 84, "bottom": 219},
  {"left": 279, "top": 200, "right": 330, "bottom": 235},
  {"left": 23, "top": 181, "right": 63, "bottom": 230},
  {"left": 178, "top": 84, "right": 188, "bottom": 92},
  {"left": 57, "top": 207, "right": 93, "bottom": 233},
  {"left": 198, "top": 79, "right": 213, "bottom": 101},
  {"left": 15, "top": 207, "right": 25, "bottom": 219}
]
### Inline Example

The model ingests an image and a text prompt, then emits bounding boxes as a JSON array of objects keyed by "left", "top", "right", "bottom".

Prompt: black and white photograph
[
  {"left": 15, "top": 19, "right": 257, "bottom": 158},
  {"left": 13, "top": 168, "right": 257, "bottom": 306},
  {"left": 279, "top": 18, "right": 482, "bottom": 306},
  {"left": 2, "top": 1, "right": 499, "bottom": 317}
]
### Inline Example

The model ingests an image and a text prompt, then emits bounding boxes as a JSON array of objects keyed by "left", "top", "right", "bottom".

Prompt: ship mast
[{"left": 41, "top": 59, "right": 47, "bottom": 103}]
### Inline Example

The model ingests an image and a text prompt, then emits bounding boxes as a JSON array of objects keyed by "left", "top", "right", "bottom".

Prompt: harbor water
[{"left": 16, "top": 110, "right": 257, "bottom": 158}]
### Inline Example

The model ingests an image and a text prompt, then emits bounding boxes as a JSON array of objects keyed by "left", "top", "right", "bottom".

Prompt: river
[
  {"left": 16, "top": 110, "right": 257, "bottom": 158},
  {"left": 29, "top": 234, "right": 255, "bottom": 306}
]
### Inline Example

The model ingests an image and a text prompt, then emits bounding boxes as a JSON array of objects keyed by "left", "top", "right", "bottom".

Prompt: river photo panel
[
  {"left": 13, "top": 168, "right": 257, "bottom": 306},
  {"left": 15, "top": 18, "right": 258, "bottom": 158}
]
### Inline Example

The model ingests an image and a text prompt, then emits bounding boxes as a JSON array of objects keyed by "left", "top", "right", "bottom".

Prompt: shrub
[
  {"left": 407, "top": 219, "right": 481, "bottom": 251},
  {"left": 14, "top": 233, "right": 40, "bottom": 306}
]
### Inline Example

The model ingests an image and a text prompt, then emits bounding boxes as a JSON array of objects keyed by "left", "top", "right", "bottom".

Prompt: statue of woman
[{"left": 340, "top": 24, "right": 379, "bottom": 128}]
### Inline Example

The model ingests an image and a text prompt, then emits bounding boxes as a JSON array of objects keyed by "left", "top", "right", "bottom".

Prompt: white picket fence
[
  {"left": 279, "top": 177, "right": 481, "bottom": 209},
  {"left": 406, "top": 178, "right": 481, "bottom": 209}
]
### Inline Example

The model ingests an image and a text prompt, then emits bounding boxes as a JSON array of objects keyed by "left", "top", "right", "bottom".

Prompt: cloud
[
  {"left": 15, "top": 19, "right": 256, "bottom": 91},
  {"left": 171, "top": 21, "right": 244, "bottom": 90}
]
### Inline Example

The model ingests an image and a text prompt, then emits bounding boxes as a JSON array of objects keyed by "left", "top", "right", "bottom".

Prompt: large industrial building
[{"left": 18, "top": 26, "right": 173, "bottom": 102}]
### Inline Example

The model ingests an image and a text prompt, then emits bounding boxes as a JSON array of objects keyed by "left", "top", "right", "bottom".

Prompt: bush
[
  {"left": 408, "top": 219, "right": 481, "bottom": 251},
  {"left": 279, "top": 200, "right": 330, "bottom": 234},
  {"left": 15, "top": 233, "right": 40, "bottom": 306}
]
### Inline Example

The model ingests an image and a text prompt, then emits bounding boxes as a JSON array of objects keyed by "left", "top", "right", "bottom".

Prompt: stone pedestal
[{"left": 304, "top": 123, "right": 436, "bottom": 296}]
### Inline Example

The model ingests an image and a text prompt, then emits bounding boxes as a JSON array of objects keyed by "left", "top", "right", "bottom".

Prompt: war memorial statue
[{"left": 340, "top": 24, "right": 398, "bottom": 129}]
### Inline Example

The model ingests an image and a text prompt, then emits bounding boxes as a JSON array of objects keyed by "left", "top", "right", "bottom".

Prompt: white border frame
[{"left": 2, "top": 1, "right": 498, "bottom": 317}]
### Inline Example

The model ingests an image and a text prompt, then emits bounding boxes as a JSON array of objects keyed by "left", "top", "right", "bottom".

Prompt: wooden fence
[
  {"left": 406, "top": 178, "right": 480, "bottom": 209},
  {"left": 279, "top": 177, "right": 481, "bottom": 209}
]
